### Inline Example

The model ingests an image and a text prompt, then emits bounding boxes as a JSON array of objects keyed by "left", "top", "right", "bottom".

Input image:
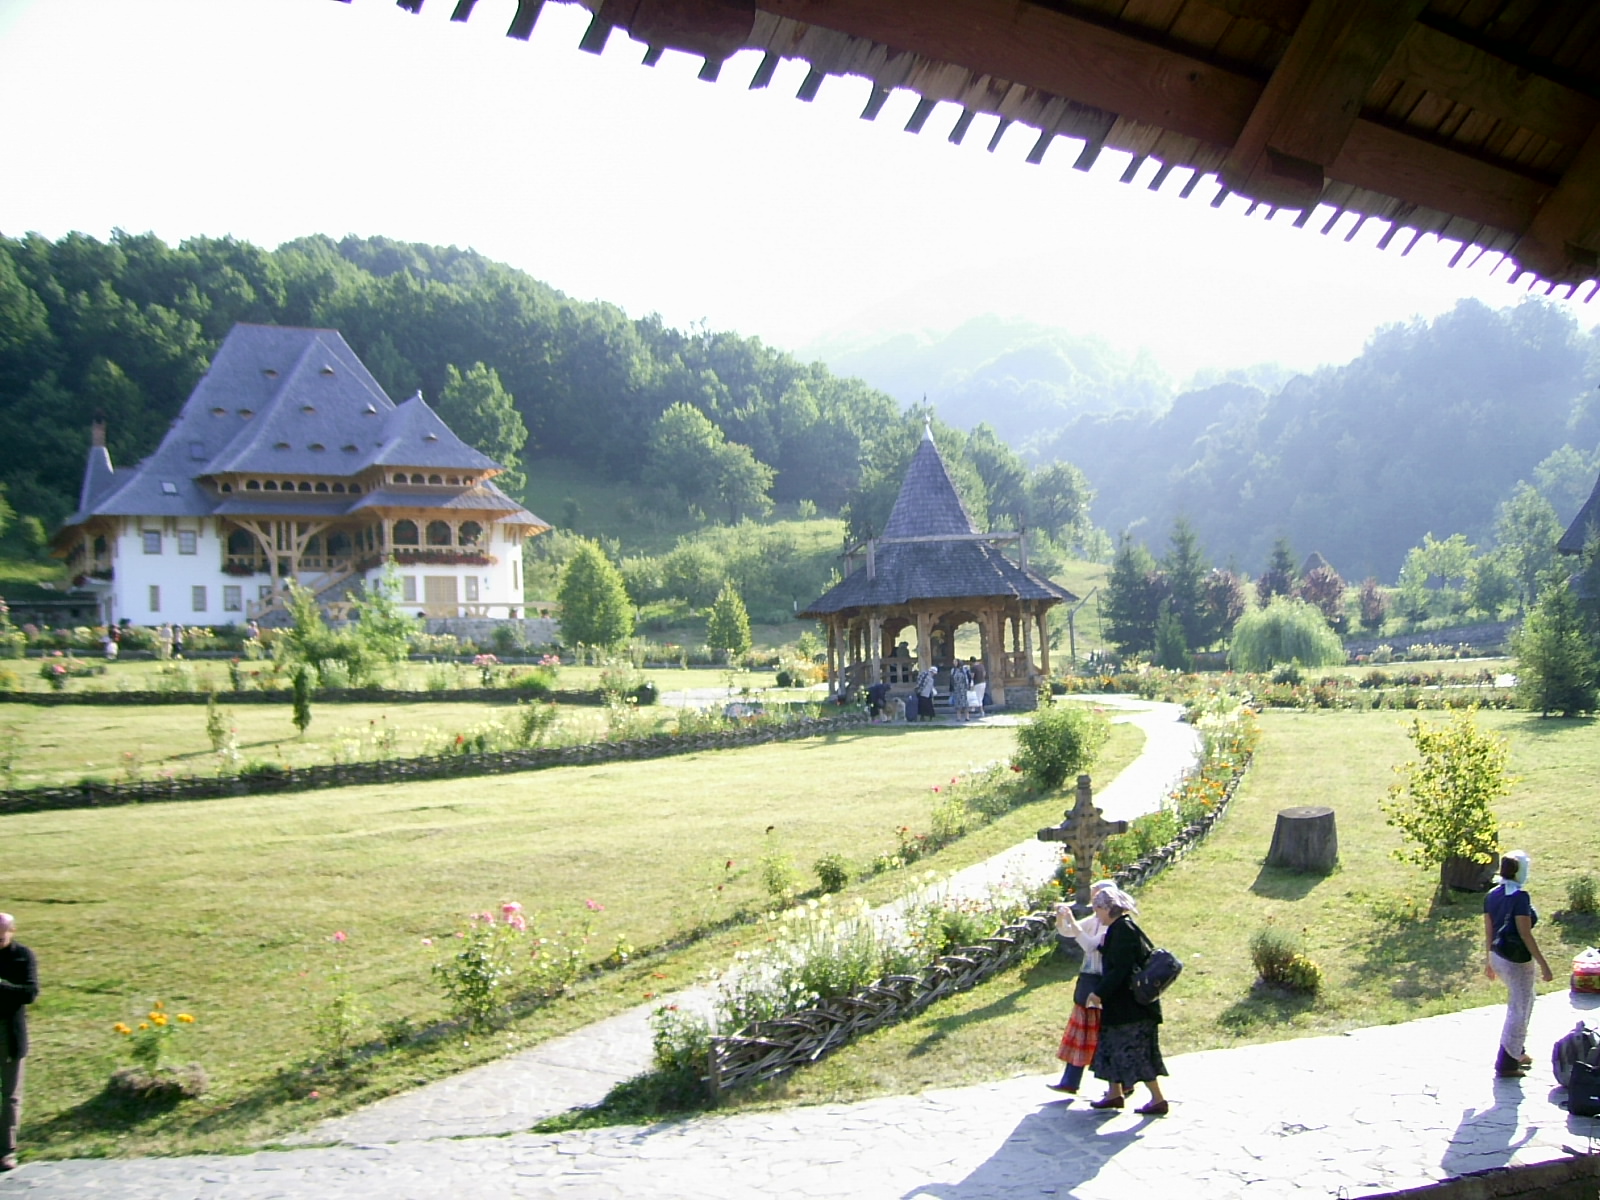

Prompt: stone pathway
[
  {"left": 6, "top": 991, "right": 1597, "bottom": 1198},
  {"left": 289, "top": 696, "right": 1194, "bottom": 1146}
]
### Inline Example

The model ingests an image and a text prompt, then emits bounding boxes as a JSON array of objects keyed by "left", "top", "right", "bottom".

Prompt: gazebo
[{"left": 799, "top": 428, "right": 1075, "bottom": 709}]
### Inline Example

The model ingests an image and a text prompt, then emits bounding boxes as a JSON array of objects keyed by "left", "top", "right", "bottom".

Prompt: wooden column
[
  {"left": 868, "top": 616, "right": 882, "bottom": 684},
  {"left": 1022, "top": 602, "right": 1035, "bottom": 680},
  {"left": 826, "top": 621, "right": 839, "bottom": 695},
  {"left": 1038, "top": 610, "right": 1051, "bottom": 677},
  {"left": 915, "top": 610, "right": 932, "bottom": 670}
]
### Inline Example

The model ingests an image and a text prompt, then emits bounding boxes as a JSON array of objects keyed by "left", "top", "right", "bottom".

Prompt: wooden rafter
[{"left": 1221, "top": 0, "right": 1427, "bottom": 209}]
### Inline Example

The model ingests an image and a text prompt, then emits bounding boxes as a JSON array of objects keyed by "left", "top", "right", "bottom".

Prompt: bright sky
[{"left": 2, "top": 0, "right": 1594, "bottom": 384}]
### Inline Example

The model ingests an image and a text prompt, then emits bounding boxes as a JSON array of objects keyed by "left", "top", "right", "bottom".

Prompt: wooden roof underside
[{"left": 379, "top": 0, "right": 1600, "bottom": 296}]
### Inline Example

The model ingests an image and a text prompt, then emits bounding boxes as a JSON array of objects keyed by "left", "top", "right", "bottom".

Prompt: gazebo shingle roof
[
  {"left": 1558, "top": 474, "right": 1600, "bottom": 556},
  {"left": 799, "top": 429, "right": 1074, "bottom": 616}
]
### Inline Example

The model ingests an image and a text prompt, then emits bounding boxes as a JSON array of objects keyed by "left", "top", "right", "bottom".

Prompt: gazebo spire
[{"left": 882, "top": 426, "right": 978, "bottom": 539}]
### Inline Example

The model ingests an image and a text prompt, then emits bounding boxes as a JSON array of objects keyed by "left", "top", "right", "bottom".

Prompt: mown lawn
[
  {"left": 7, "top": 715, "right": 1142, "bottom": 1158},
  {"left": 730, "top": 707, "right": 1600, "bottom": 1110}
]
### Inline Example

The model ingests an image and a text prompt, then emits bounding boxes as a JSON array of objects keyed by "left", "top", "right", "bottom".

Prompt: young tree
[
  {"left": 1027, "top": 460, "right": 1093, "bottom": 543},
  {"left": 349, "top": 559, "right": 417, "bottom": 666},
  {"left": 1102, "top": 535, "right": 1163, "bottom": 657},
  {"left": 557, "top": 540, "right": 635, "bottom": 650},
  {"left": 1381, "top": 709, "right": 1512, "bottom": 890},
  {"left": 1358, "top": 577, "right": 1388, "bottom": 633},
  {"left": 1512, "top": 575, "right": 1599, "bottom": 715},
  {"left": 1228, "top": 596, "right": 1345, "bottom": 672},
  {"left": 1494, "top": 482, "right": 1562, "bottom": 611},
  {"left": 710, "top": 440, "right": 775, "bottom": 524},
  {"left": 436, "top": 362, "right": 528, "bottom": 494},
  {"left": 705, "top": 580, "right": 753, "bottom": 662},
  {"left": 1295, "top": 565, "right": 1347, "bottom": 632},
  {"left": 1255, "top": 536, "right": 1297, "bottom": 607},
  {"left": 1397, "top": 533, "right": 1475, "bottom": 621},
  {"left": 1162, "top": 516, "right": 1210, "bottom": 650}
]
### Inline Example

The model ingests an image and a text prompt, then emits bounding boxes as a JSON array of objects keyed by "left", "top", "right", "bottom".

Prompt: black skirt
[{"left": 1091, "top": 1020, "right": 1166, "bottom": 1086}]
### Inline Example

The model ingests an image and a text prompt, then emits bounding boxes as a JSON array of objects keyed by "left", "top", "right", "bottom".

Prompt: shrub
[
  {"left": 813, "top": 852, "right": 850, "bottom": 894},
  {"left": 759, "top": 841, "right": 799, "bottom": 906},
  {"left": 1569, "top": 875, "right": 1598, "bottom": 916},
  {"left": 1249, "top": 925, "right": 1321, "bottom": 992},
  {"left": 1381, "top": 708, "right": 1512, "bottom": 886},
  {"left": 107, "top": 1064, "right": 209, "bottom": 1104},
  {"left": 1228, "top": 596, "right": 1345, "bottom": 672},
  {"left": 1012, "top": 702, "right": 1111, "bottom": 790}
]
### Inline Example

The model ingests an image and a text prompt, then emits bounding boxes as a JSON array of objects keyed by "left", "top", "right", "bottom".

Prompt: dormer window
[
  {"left": 161, "top": 481, "right": 178, "bottom": 495},
  {"left": 363, "top": 404, "right": 377, "bottom": 415},
  {"left": 274, "top": 442, "right": 290, "bottom": 450},
  {"left": 262, "top": 369, "right": 277, "bottom": 379},
  {"left": 302, "top": 404, "right": 316, "bottom": 414},
  {"left": 309, "top": 443, "right": 325, "bottom": 452},
  {"left": 211, "top": 406, "right": 227, "bottom": 416},
  {"left": 342, "top": 444, "right": 358, "bottom": 452},
  {"left": 320, "top": 366, "right": 334, "bottom": 376},
  {"left": 424, "top": 433, "right": 439, "bottom": 442},
  {"left": 239, "top": 409, "right": 254, "bottom": 419}
]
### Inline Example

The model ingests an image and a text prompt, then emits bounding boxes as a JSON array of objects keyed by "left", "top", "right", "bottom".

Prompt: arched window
[
  {"left": 446, "top": 476, "right": 460, "bottom": 486},
  {"left": 410, "top": 473, "right": 424, "bottom": 485},
  {"left": 245, "top": 479, "right": 260, "bottom": 490},
  {"left": 393, "top": 520, "right": 419, "bottom": 546},
  {"left": 332, "top": 483, "right": 347, "bottom": 493},
  {"left": 458, "top": 521, "right": 483, "bottom": 547},
  {"left": 328, "top": 531, "right": 352, "bottom": 556},
  {"left": 315, "top": 482, "right": 329, "bottom": 493},
  {"left": 282, "top": 481, "right": 296, "bottom": 492},
  {"left": 298, "top": 482, "right": 312, "bottom": 492},
  {"left": 263, "top": 481, "right": 278, "bottom": 491},
  {"left": 349, "top": 484, "right": 361, "bottom": 495},
  {"left": 227, "top": 530, "right": 254, "bottom": 555},
  {"left": 428, "top": 474, "right": 443, "bottom": 485},
  {"left": 426, "top": 520, "right": 452, "bottom": 546}
]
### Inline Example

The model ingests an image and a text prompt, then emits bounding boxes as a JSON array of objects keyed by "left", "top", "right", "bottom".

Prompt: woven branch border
[{"left": 706, "top": 750, "right": 1253, "bottom": 1100}]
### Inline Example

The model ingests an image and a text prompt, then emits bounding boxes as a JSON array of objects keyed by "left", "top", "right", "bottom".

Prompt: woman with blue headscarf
[{"left": 1483, "top": 851, "right": 1554, "bottom": 1077}]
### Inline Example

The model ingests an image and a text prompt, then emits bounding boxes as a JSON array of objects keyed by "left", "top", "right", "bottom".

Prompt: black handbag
[
  {"left": 1493, "top": 914, "right": 1532, "bottom": 964},
  {"left": 1126, "top": 921, "right": 1182, "bottom": 1006}
]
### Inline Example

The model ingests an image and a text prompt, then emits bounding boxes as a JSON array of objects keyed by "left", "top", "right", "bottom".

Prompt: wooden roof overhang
[{"left": 382, "top": 0, "right": 1600, "bottom": 295}]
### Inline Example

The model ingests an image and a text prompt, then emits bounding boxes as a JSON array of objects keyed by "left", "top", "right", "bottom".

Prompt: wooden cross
[{"left": 1036, "top": 774, "right": 1127, "bottom": 910}]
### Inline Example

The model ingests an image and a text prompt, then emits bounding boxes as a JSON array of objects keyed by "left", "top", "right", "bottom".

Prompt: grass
[
  {"left": 6, "top": 714, "right": 1142, "bottom": 1159},
  {"left": 716, "top": 707, "right": 1600, "bottom": 1113}
]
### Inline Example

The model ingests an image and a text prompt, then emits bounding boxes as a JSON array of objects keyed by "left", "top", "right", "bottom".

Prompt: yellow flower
[
  {"left": 177, "top": 1013, "right": 195, "bottom": 1024},
  {"left": 113, "top": 1022, "right": 132, "bottom": 1035},
  {"left": 139, "top": 1022, "right": 150, "bottom": 1031},
  {"left": 153, "top": 1000, "right": 165, "bottom": 1010},
  {"left": 149, "top": 1012, "right": 168, "bottom": 1026}
]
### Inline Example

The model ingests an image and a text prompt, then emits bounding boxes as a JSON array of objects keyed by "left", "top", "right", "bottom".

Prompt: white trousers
[{"left": 1490, "top": 951, "right": 1536, "bottom": 1058}]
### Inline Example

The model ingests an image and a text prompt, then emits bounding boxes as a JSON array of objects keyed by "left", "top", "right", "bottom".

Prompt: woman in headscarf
[
  {"left": 1048, "top": 880, "right": 1114, "bottom": 1094},
  {"left": 1084, "top": 884, "right": 1169, "bottom": 1115},
  {"left": 1483, "top": 851, "right": 1554, "bottom": 1077}
]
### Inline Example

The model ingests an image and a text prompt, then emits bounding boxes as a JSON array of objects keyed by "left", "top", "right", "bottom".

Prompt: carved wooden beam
[{"left": 1221, "top": 0, "right": 1426, "bottom": 209}]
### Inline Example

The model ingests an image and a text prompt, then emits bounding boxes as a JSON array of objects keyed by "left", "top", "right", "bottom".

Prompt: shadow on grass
[
  {"left": 1497, "top": 713, "right": 1597, "bottom": 739},
  {"left": 1349, "top": 889, "right": 1484, "bottom": 1000},
  {"left": 907, "top": 952, "right": 1072, "bottom": 1060},
  {"left": 1250, "top": 863, "right": 1338, "bottom": 902},
  {"left": 1218, "top": 980, "right": 1320, "bottom": 1033}
]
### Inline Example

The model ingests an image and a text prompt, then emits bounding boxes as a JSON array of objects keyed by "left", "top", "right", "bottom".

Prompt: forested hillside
[{"left": 1042, "top": 300, "right": 1600, "bottom": 581}]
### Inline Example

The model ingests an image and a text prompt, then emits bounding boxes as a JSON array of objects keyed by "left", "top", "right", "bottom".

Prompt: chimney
[{"left": 91, "top": 419, "right": 107, "bottom": 448}]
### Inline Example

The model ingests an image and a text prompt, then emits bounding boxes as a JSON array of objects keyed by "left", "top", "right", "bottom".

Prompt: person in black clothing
[
  {"left": 865, "top": 680, "right": 890, "bottom": 722},
  {"left": 0, "top": 913, "right": 38, "bottom": 1171},
  {"left": 1084, "top": 886, "right": 1169, "bottom": 1116}
]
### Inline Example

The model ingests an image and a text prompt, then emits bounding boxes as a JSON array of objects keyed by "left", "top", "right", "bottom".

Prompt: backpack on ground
[
  {"left": 1569, "top": 1060, "right": 1600, "bottom": 1117},
  {"left": 1553, "top": 1021, "right": 1600, "bottom": 1089}
]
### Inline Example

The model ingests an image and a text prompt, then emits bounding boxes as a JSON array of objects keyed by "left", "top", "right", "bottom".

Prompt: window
[
  {"left": 426, "top": 520, "right": 452, "bottom": 546},
  {"left": 393, "top": 520, "right": 419, "bottom": 546},
  {"left": 464, "top": 576, "right": 479, "bottom": 602},
  {"left": 223, "top": 585, "right": 242, "bottom": 612},
  {"left": 458, "top": 521, "right": 483, "bottom": 546},
  {"left": 142, "top": 530, "right": 162, "bottom": 555},
  {"left": 149, "top": 585, "right": 160, "bottom": 612},
  {"left": 259, "top": 585, "right": 273, "bottom": 599},
  {"left": 177, "top": 530, "right": 197, "bottom": 555},
  {"left": 401, "top": 575, "right": 417, "bottom": 602},
  {"left": 191, "top": 586, "right": 207, "bottom": 612}
]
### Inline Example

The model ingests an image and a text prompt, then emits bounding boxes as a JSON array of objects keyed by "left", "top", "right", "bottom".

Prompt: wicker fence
[
  {"left": 706, "top": 749, "right": 1253, "bottom": 1100},
  {"left": 0, "top": 711, "right": 869, "bottom": 816},
  {"left": 0, "top": 685, "right": 654, "bottom": 707}
]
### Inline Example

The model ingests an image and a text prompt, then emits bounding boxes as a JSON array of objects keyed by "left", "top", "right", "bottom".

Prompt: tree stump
[
  {"left": 1440, "top": 856, "right": 1496, "bottom": 892},
  {"left": 1265, "top": 806, "right": 1338, "bottom": 874}
]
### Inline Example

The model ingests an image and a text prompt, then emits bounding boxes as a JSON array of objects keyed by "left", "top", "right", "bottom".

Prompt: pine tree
[
  {"left": 1513, "top": 577, "right": 1599, "bottom": 716},
  {"left": 705, "top": 581, "right": 753, "bottom": 662},
  {"left": 557, "top": 541, "right": 635, "bottom": 651},
  {"left": 1102, "top": 535, "right": 1162, "bottom": 657},
  {"left": 1256, "top": 536, "right": 1297, "bottom": 607}
]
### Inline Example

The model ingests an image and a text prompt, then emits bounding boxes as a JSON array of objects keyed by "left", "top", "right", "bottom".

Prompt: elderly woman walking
[
  {"left": 1048, "top": 881, "right": 1114, "bottom": 1094},
  {"left": 1484, "top": 851, "right": 1554, "bottom": 1077},
  {"left": 1085, "top": 885, "right": 1170, "bottom": 1116}
]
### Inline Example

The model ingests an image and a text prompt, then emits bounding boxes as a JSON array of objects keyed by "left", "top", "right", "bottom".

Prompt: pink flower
[
  {"left": 331, "top": 930, "right": 348, "bottom": 943},
  {"left": 501, "top": 901, "right": 523, "bottom": 916},
  {"left": 932, "top": 786, "right": 941, "bottom": 793},
  {"left": 309, "top": 1090, "right": 321, "bottom": 1100},
  {"left": 420, "top": 937, "right": 433, "bottom": 946},
  {"left": 585, "top": 899, "right": 604, "bottom": 912},
  {"left": 507, "top": 914, "right": 527, "bottom": 932}
]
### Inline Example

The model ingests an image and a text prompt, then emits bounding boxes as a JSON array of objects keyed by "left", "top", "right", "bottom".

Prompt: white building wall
[{"left": 110, "top": 517, "right": 247, "bottom": 627}]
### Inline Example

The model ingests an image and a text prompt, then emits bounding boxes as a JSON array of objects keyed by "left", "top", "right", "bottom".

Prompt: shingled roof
[
  {"left": 1558, "top": 472, "right": 1600, "bottom": 556},
  {"left": 799, "top": 428, "right": 1075, "bottom": 616},
  {"left": 59, "top": 323, "right": 545, "bottom": 533}
]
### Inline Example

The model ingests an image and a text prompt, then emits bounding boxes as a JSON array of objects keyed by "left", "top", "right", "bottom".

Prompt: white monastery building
[{"left": 52, "top": 324, "right": 548, "bottom": 627}]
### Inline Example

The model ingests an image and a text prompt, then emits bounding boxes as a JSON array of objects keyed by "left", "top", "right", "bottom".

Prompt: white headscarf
[
  {"left": 1091, "top": 883, "right": 1139, "bottom": 917},
  {"left": 1502, "top": 850, "right": 1531, "bottom": 895}
]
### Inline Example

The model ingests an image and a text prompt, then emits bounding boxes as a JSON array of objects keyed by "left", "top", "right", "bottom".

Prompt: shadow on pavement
[{"left": 906, "top": 1103, "right": 1149, "bottom": 1200}]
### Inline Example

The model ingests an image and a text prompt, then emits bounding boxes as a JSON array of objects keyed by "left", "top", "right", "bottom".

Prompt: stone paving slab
[{"left": 6, "top": 991, "right": 1599, "bottom": 1198}]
